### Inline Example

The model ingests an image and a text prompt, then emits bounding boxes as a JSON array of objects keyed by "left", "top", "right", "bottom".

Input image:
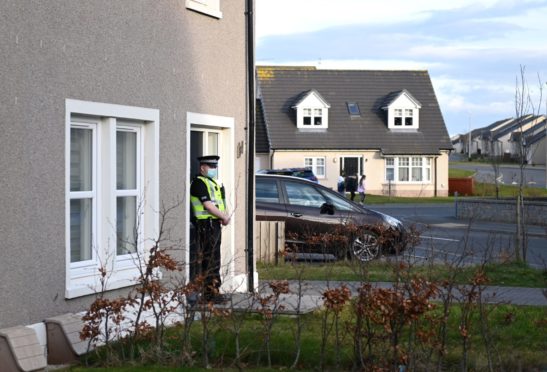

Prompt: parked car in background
[
  {"left": 257, "top": 167, "right": 319, "bottom": 183},
  {"left": 255, "top": 174, "right": 407, "bottom": 261}
]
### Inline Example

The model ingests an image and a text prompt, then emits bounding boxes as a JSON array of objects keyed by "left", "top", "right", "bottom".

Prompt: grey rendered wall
[{"left": 0, "top": 0, "right": 248, "bottom": 328}]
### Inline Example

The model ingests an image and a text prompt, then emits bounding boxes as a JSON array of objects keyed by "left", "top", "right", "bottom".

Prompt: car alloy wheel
[{"left": 351, "top": 230, "right": 380, "bottom": 262}]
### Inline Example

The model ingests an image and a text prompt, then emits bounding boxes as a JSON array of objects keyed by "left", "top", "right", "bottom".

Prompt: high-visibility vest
[{"left": 190, "top": 176, "right": 226, "bottom": 220}]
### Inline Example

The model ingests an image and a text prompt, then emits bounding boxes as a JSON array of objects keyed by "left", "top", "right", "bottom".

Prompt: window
[
  {"left": 256, "top": 178, "right": 280, "bottom": 204},
  {"left": 293, "top": 90, "right": 330, "bottom": 129},
  {"left": 313, "top": 109, "right": 322, "bottom": 125},
  {"left": 405, "top": 109, "right": 413, "bottom": 126},
  {"left": 383, "top": 90, "right": 421, "bottom": 129},
  {"left": 385, "top": 156, "right": 432, "bottom": 183},
  {"left": 347, "top": 102, "right": 361, "bottom": 117},
  {"left": 303, "top": 108, "right": 323, "bottom": 126},
  {"left": 385, "top": 158, "right": 395, "bottom": 181},
  {"left": 398, "top": 157, "right": 409, "bottom": 181},
  {"left": 186, "top": 0, "right": 222, "bottom": 18},
  {"left": 394, "top": 109, "right": 403, "bottom": 126},
  {"left": 66, "top": 100, "right": 159, "bottom": 298},
  {"left": 304, "top": 157, "right": 325, "bottom": 178},
  {"left": 285, "top": 181, "right": 326, "bottom": 208}
]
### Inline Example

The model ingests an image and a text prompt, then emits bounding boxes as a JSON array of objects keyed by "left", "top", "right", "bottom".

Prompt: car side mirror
[{"left": 320, "top": 202, "right": 335, "bottom": 215}]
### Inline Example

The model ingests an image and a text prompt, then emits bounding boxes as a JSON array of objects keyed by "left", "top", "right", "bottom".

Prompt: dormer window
[
  {"left": 382, "top": 90, "right": 421, "bottom": 130},
  {"left": 302, "top": 108, "right": 323, "bottom": 126},
  {"left": 293, "top": 89, "right": 330, "bottom": 129}
]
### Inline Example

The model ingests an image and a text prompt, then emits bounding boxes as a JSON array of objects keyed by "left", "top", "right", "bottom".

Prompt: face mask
[{"left": 207, "top": 169, "right": 218, "bottom": 179}]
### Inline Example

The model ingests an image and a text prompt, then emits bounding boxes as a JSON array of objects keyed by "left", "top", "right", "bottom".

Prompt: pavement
[{"left": 214, "top": 279, "right": 546, "bottom": 316}]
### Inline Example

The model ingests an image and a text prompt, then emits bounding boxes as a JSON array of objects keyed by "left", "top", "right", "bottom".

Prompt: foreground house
[
  {"left": 0, "top": 0, "right": 252, "bottom": 336},
  {"left": 256, "top": 66, "right": 453, "bottom": 197}
]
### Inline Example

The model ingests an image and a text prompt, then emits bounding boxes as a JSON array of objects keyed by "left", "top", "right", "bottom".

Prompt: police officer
[{"left": 190, "top": 155, "right": 230, "bottom": 303}]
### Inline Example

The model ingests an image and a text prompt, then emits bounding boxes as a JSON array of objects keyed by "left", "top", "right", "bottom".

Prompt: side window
[
  {"left": 256, "top": 178, "right": 280, "bottom": 203},
  {"left": 285, "top": 181, "right": 326, "bottom": 208},
  {"left": 324, "top": 191, "right": 355, "bottom": 212}
]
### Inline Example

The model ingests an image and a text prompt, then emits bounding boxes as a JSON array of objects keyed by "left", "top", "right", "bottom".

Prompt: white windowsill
[{"left": 186, "top": 0, "right": 222, "bottom": 19}]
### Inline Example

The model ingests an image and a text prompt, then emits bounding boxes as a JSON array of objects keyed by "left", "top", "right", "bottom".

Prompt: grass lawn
[
  {"left": 67, "top": 303, "right": 547, "bottom": 371},
  {"left": 257, "top": 261, "right": 547, "bottom": 288},
  {"left": 359, "top": 166, "right": 547, "bottom": 204}
]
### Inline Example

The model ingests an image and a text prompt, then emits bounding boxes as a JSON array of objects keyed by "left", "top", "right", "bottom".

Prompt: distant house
[
  {"left": 0, "top": 1, "right": 251, "bottom": 333},
  {"left": 256, "top": 66, "right": 453, "bottom": 197},
  {"left": 454, "top": 115, "right": 546, "bottom": 164}
]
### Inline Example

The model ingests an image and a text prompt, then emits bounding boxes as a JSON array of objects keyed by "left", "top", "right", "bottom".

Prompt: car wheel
[{"left": 351, "top": 230, "right": 380, "bottom": 262}]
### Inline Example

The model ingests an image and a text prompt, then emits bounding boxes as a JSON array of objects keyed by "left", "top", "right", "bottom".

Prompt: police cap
[{"left": 197, "top": 155, "right": 220, "bottom": 166}]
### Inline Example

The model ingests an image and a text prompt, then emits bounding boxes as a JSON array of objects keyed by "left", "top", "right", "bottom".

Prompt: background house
[
  {"left": 454, "top": 115, "right": 546, "bottom": 165},
  {"left": 256, "top": 66, "right": 453, "bottom": 197},
  {"left": 0, "top": 1, "right": 251, "bottom": 332}
]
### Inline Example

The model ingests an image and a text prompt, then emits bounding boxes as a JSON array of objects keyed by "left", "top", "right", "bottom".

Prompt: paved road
[
  {"left": 451, "top": 162, "right": 546, "bottom": 188},
  {"left": 370, "top": 203, "right": 547, "bottom": 269}
]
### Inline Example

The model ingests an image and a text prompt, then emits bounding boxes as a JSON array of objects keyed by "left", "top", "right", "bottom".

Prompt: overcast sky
[{"left": 255, "top": 0, "right": 547, "bottom": 136}]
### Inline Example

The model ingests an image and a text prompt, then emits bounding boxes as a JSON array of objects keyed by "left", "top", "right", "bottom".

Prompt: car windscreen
[{"left": 256, "top": 178, "right": 280, "bottom": 203}]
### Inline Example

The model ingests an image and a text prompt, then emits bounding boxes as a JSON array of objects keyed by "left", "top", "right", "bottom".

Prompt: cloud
[{"left": 255, "top": 0, "right": 547, "bottom": 134}]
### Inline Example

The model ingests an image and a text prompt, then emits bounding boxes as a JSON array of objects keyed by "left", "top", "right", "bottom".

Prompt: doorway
[
  {"left": 339, "top": 156, "right": 363, "bottom": 177},
  {"left": 186, "top": 112, "right": 235, "bottom": 288}
]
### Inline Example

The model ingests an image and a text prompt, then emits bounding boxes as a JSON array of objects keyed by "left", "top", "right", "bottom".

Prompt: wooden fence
[{"left": 255, "top": 221, "right": 285, "bottom": 264}]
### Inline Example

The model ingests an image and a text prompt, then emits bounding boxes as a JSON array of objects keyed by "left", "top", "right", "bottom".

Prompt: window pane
[
  {"left": 412, "top": 157, "right": 422, "bottom": 166},
  {"left": 70, "top": 128, "right": 93, "bottom": 191},
  {"left": 207, "top": 132, "right": 219, "bottom": 155},
  {"left": 399, "top": 157, "right": 409, "bottom": 166},
  {"left": 314, "top": 108, "right": 322, "bottom": 116},
  {"left": 316, "top": 158, "right": 325, "bottom": 177},
  {"left": 256, "top": 179, "right": 279, "bottom": 203},
  {"left": 286, "top": 181, "right": 326, "bottom": 208},
  {"left": 117, "top": 131, "right": 137, "bottom": 190},
  {"left": 70, "top": 198, "right": 92, "bottom": 262},
  {"left": 117, "top": 196, "right": 137, "bottom": 255},
  {"left": 304, "top": 108, "right": 311, "bottom": 115},
  {"left": 386, "top": 158, "right": 394, "bottom": 166},
  {"left": 412, "top": 167, "right": 422, "bottom": 181},
  {"left": 304, "top": 158, "right": 313, "bottom": 167},
  {"left": 394, "top": 109, "right": 402, "bottom": 116},
  {"left": 314, "top": 116, "right": 322, "bottom": 125},
  {"left": 325, "top": 191, "right": 354, "bottom": 211},
  {"left": 303, "top": 116, "right": 311, "bottom": 125},
  {"left": 398, "top": 167, "right": 409, "bottom": 181},
  {"left": 394, "top": 117, "right": 402, "bottom": 126},
  {"left": 405, "top": 109, "right": 413, "bottom": 117},
  {"left": 386, "top": 168, "right": 394, "bottom": 181},
  {"left": 405, "top": 117, "right": 413, "bottom": 126}
]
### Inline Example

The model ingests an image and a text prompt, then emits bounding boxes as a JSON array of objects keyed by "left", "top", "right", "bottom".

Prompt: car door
[
  {"left": 282, "top": 179, "right": 345, "bottom": 242},
  {"left": 255, "top": 177, "right": 287, "bottom": 222}
]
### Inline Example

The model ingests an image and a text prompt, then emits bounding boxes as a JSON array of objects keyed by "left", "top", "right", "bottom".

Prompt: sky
[{"left": 255, "top": 0, "right": 547, "bottom": 137}]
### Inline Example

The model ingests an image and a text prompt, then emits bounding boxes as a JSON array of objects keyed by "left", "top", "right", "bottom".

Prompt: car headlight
[{"left": 382, "top": 214, "right": 402, "bottom": 228}]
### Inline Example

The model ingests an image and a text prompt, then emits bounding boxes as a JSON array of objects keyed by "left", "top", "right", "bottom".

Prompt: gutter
[{"left": 245, "top": 0, "right": 255, "bottom": 293}]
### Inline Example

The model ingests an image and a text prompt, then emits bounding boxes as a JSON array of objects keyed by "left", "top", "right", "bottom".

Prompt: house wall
[
  {"left": 0, "top": 1, "right": 248, "bottom": 328},
  {"left": 271, "top": 150, "right": 449, "bottom": 197},
  {"left": 528, "top": 138, "right": 546, "bottom": 166}
]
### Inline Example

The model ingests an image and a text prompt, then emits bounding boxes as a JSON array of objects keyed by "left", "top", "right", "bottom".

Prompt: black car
[
  {"left": 255, "top": 174, "right": 407, "bottom": 261},
  {"left": 257, "top": 167, "right": 319, "bottom": 183}
]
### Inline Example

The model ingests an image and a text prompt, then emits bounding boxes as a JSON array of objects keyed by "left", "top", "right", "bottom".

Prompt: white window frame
[
  {"left": 186, "top": 0, "right": 222, "bottom": 19},
  {"left": 384, "top": 156, "right": 432, "bottom": 184},
  {"left": 304, "top": 157, "right": 326, "bottom": 178},
  {"left": 293, "top": 91, "right": 330, "bottom": 129},
  {"left": 386, "top": 92, "right": 421, "bottom": 129},
  {"left": 65, "top": 99, "right": 159, "bottom": 299}
]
